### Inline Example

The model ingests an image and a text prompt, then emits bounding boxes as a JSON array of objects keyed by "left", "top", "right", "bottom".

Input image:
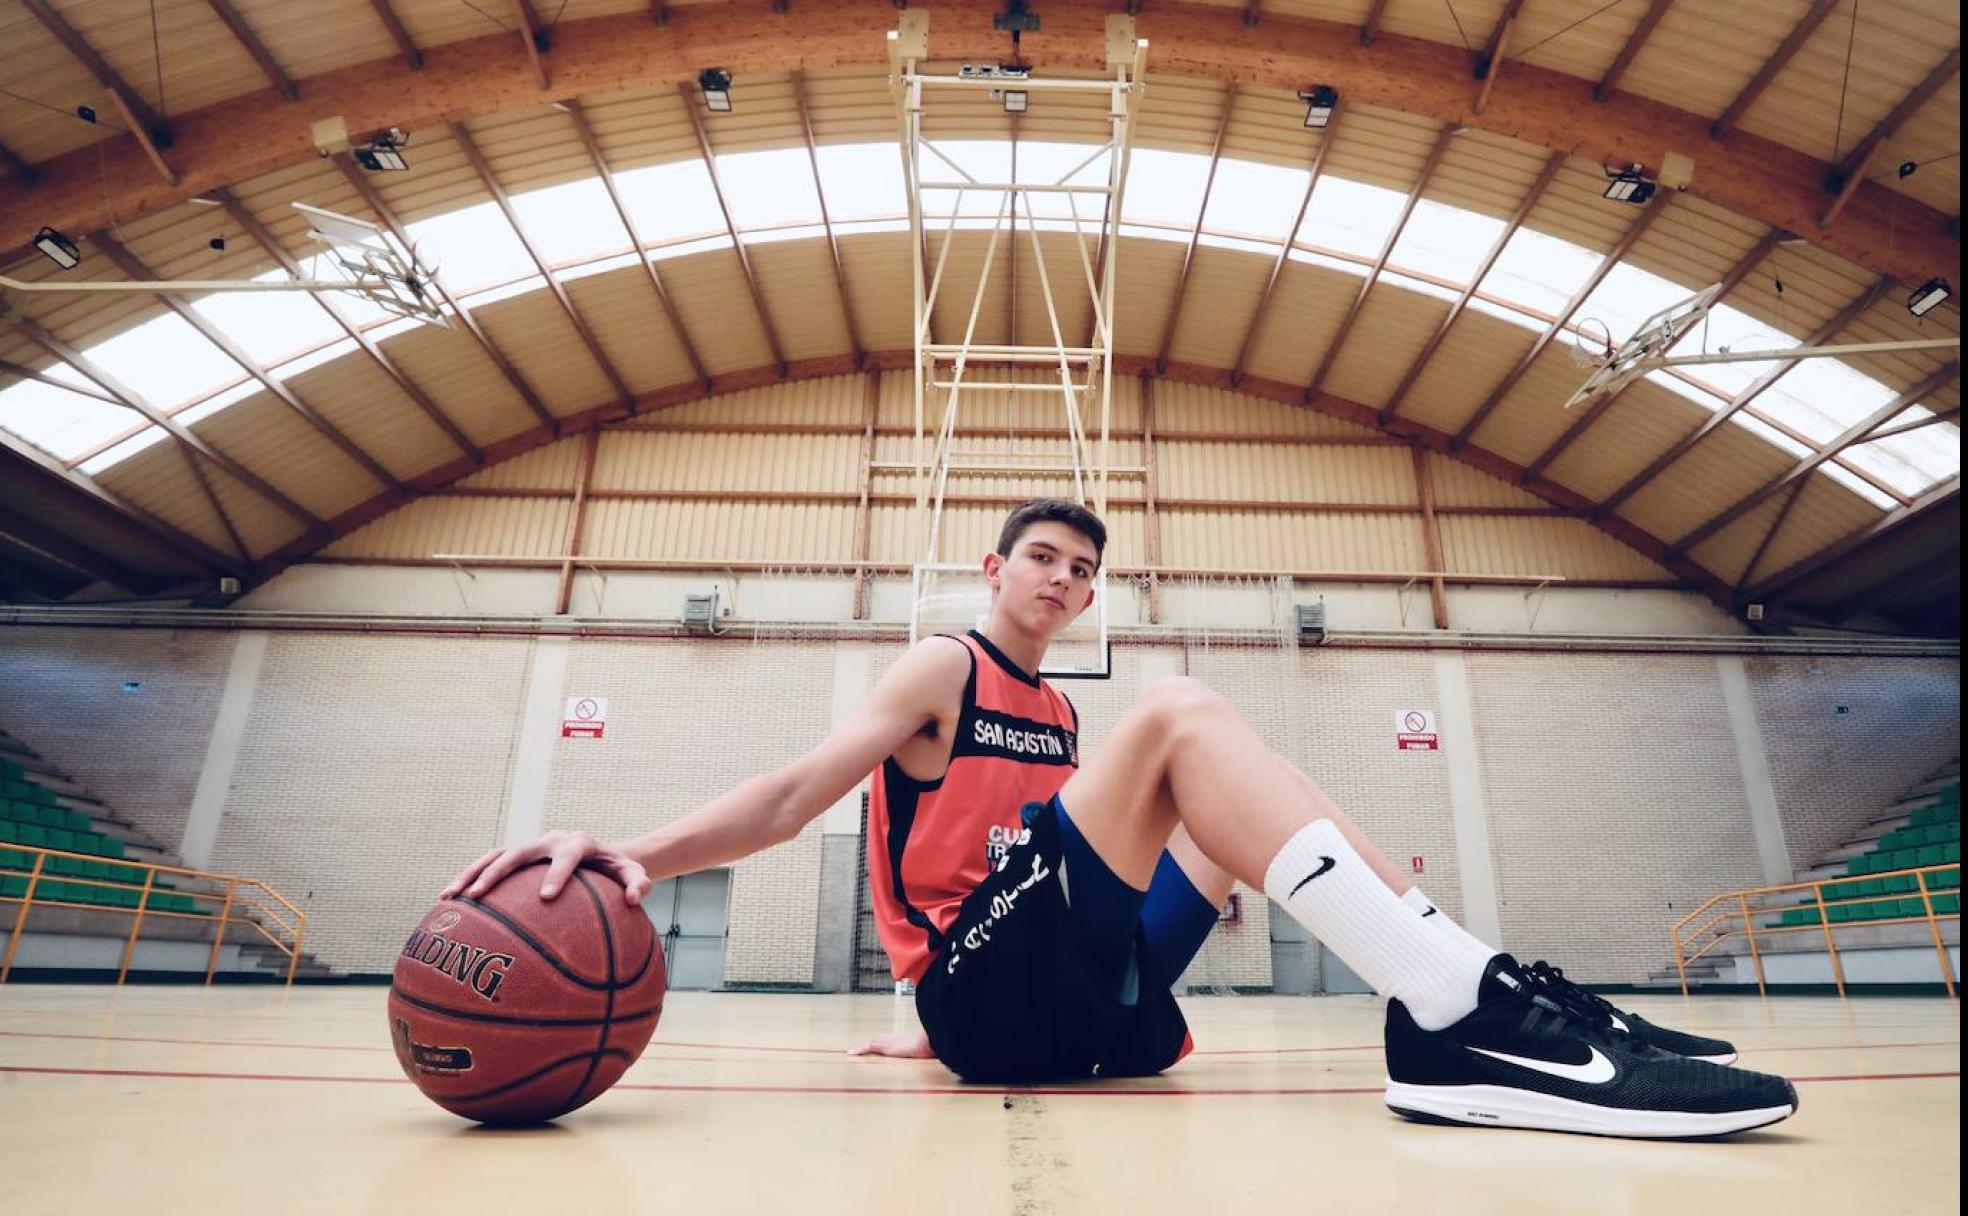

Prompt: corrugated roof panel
[
  {"left": 456, "top": 433, "right": 583, "bottom": 490},
  {"left": 650, "top": 246, "right": 776, "bottom": 376},
  {"left": 1686, "top": 490, "right": 1794, "bottom": 586},
  {"left": 1322, "top": 282, "right": 1456, "bottom": 410},
  {"left": 371, "top": 317, "right": 542, "bottom": 448},
  {"left": 1751, "top": 474, "right": 1887, "bottom": 583},
  {"left": 471, "top": 286, "right": 618, "bottom": 415},
  {"left": 1439, "top": 516, "right": 1673, "bottom": 581},
  {"left": 1425, "top": 454, "right": 1552, "bottom": 509},
  {"left": 1398, "top": 308, "right": 1535, "bottom": 437},
  {"left": 837, "top": 233, "right": 915, "bottom": 353},
  {"left": 1620, "top": 422, "right": 1798, "bottom": 544},
  {"left": 184, "top": 390, "right": 377, "bottom": 519},
  {"left": 1427, "top": 128, "right": 1554, "bottom": 224},
  {"left": 1521, "top": 158, "right": 1632, "bottom": 255},
  {"left": 1618, "top": 1, "right": 1796, "bottom": 122},
  {"left": 227, "top": 0, "right": 399, "bottom": 81},
  {"left": 563, "top": 263, "right": 695, "bottom": 394},
  {"left": 1239, "top": 259, "right": 1363, "bottom": 389},
  {"left": 1166, "top": 246, "right": 1277, "bottom": 369},
  {"left": 1470, "top": 344, "right": 1617, "bottom": 464},
  {"left": 1543, "top": 378, "right": 1715, "bottom": 500},
  {"left": 1111, "top": 239, "right": 1189, "bottom": 359},
  {"left": 748, "top": 239, "right": 854, "bottom": 362},
  {"left": 278, "top": 354, "right": 465, "bottom": 484}
]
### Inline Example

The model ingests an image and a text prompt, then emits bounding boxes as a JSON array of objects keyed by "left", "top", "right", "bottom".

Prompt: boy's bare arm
[{"left": 441, "top": 637, "right": 969, "bottom": 903}]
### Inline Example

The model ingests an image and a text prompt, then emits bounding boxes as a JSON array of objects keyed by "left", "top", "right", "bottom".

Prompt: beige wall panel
[
  {"left": 56, "top": 0, "right": 261, "bottom": 123},
  {"left": 837, "top": 233, "right": 914, "bottom": 353},
  {"left": 323, "top": 494, "right": 571, "bottom": 560},
  {"left": 1440, "top": 516, "right": 1672, "bottom": 581},
  {"left": 1472, "top": 346, "right": 1626, "bottom": 464},
  {"left": 1542, "top": 379, "right": 1714, "bottom": 499},
  {"left": 1166, "top": 247, "right": 1275, "bottom": 369},
  {"left": 582, "top": 499, "right": 854, "bottom": 563},
  {"left": 1752, "top": 476, "right": 1891, "bottom": 583},
  {"left": 1321, "top": 105, "right": 1446, "bottom": 196},
  {"left": 1160, "top": 508, "right": 1425, "bottom": 572},
  {"left": 1008, "top": 232, "right": 1098, "bottom": 352},
  {"left": 373, "top": 318, "right": 543, "bottom": 447},
  {"left": 924, "top": 232, "right": 1013, "bottom": 350},
  {"left": 1736, "top": 1, "right": 1961, "bottom": 207},
  {"left": 93, "top": 446, "right": 243, "bottom": 557},
  {"left": 473, "top": 289, "right": 617, "bottom": 415},
  {"left": 1110, "top": 239, "right": 1188, "bottom": 358},
  {"left": 659, "top": 371, "right": 868, "bottom": 428},
  {"left": 1322, "top": 284, "right": 1459, "bottom": 409},
  {"left": 196, "top": 463, "right": 310, "bottom": 557},
  {"left": 1132, "top": 77, "right": 1235, "bottom": 158},
  {"left": 1159, "top": 440, "right": 1414, "bottom": 505},
  {"left": 1425, "top": 454, "right": 1551, "bottom": 509},
  {"left": 576, "top": 87, "right": 700, "bottom": 173},
  {"left": 747, "top": 240, "right": 854, "bottom": 361},
  {"left": 563, "top": 264, "right": 694, "bottom": 394},
  {"left": 1621, "top": 425, "right": 1800, "bottom": 544},
  {"left": 1619, "top": 4, "right": 1795, "bottom": 125},
  {"left": 1521, "top": 159, "right": 1632, "bottom": 254},
  {"left": 1622, "top": 194, "right": 1771, "bottom": 295},
  {"left": 799, "top": 70, "right": 898, "bottom": 146},
  {"left": 596, "top": 430, "right": 861, "bottom": 494},
  {"left": 1397, "top": 309, "right": 1535, "bottom": 435},
  {"left": 228, "top": 0, "right": 398, "bottom": 81},
  {"left": 184, "top": 392, "right": 377, "bottom": 520},
  {"left": 1151, "top": 377, "right": 1362, "bottom": 438},
  {"left": 868, "top": 502, "right": 1033, "bottom": 566},
  {"left": 457, "top": 432, "right": 583, "bottom": 491},
  {"left": 633, "top": 248, "right": 772, "bottom": 377},
  {"left": 1839, "top": 294, "right": 1962, "bottom": 399},
  {"left": 871, "top": 468, "right": 1093, "bottom": 506},
  {"left": 0, "top": 10, "right": 105, "bottom": 163},
  {"left": 1239, "top": 260, "right": 1362, "bottom": 388},
  {"left": 281, "top": 356, "right": 468, "bottom": 484},
  {"left": 870, "top": 364, "right": 1144, "bottom": 435},
  {"left": 1218, "top": 84, "right": 1327, "bottom": 170},
  {"left": 1686, "top": 491, "right": 1793, "bottom": 586},
  {"left": 1427, "top": 128, "right": 1554, "bottom": 223}
]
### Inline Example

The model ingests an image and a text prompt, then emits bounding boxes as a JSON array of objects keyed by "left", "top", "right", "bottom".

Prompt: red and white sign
[
  {"left": 1396, "top": 709, "right": 1438, "bottom": 751},
  {"left": 562, "top": 697, "right": 608, "bottom": 739},
  {"left": 1412, "top": 855, "right": 1425, "bottom": 875}
]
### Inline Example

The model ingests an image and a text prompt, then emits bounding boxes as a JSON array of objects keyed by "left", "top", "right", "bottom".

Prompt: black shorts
[{"left": 914, "top": 797, "right": 1192, "bottom": 1084}]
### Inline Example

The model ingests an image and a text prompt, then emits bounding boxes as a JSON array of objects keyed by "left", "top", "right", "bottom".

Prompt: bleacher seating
[
  {"left": 1777, "top": 781, "right": 1961, "bottom": 927},
  {"left": 0, "top": 758, "right": 203, "bottom": 915}
]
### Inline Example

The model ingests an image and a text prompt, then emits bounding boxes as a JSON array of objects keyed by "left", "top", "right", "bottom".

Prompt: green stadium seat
[
  {"left": 1855, "top": 878, "right": 1882, "bottom": 897},
  {"left": 1930, "top": 867, "right": 1960, "bottom": 891},
  {"left": 1828, "top": 904, "right": 1854, "bottom": 922},
  {"left": 0, "top": 847, "right": 26, "bottom": 871},
  {"left": 1917, "top": 845, "right": 1945, "bottom": 868},
  {"left": 98, "top": 837, "right": 125, "bottom": 859},
  {"left": 1945, "top": 843, "right": 1962, "bottom": 864},
  {"left": 1785, "top": 907, "right": 1824, "bottom": 926},
  {"left": 17, "top": 825, "right": 46, "bottom": 848},
  {"left": 0, "top": 875, "right": 24, "bottom": 898},
  {"left": 1847, "top": 856, "right": 1871, "bottom": 876},
  {"left": 1936, "top": 894, "right": 1961, "bottom": 916}
]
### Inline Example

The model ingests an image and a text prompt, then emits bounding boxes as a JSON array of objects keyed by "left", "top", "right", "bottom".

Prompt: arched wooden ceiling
[{"left": 0, "top": 0, "right": 1958, "bottom": 632}]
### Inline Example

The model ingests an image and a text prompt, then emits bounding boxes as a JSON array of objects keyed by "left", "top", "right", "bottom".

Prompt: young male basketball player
[{"left": 444, "top": 498, "right": 1797, "bottom": 1138}]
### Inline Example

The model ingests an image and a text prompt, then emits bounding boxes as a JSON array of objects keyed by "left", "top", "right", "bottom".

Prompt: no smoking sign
[
  {"left": 562, "top": 697, "right": 609, "bottom": 739},
  {"left": 1396, "top": 709, "right": 1438, "bottom": 751}
]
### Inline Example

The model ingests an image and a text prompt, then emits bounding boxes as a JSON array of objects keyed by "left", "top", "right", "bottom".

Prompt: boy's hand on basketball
[
  {"left": 847, "top": 1030, "right": 935, "bottom": 1060},
  {"left": 440, "top": 829, "right": 651, "bottom": 905}
]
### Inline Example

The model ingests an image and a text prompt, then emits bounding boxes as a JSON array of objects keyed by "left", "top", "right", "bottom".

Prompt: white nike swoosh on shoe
[
  {"left": 1469, "top": 1045, "right": 1617, "bottom": 1084},
  {"left": 1608, "top": 1015, "right": 1629, "bottom": 1033}
]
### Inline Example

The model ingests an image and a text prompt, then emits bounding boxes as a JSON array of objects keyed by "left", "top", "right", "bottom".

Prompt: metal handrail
[
  {"left": 1, "top": 843, "right": 308, "bottom": 985},
  {"left": 1670, "top": 862, "right": 1960, "bottom": 998}
]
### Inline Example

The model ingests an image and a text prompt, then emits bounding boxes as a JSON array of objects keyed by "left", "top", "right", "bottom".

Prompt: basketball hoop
[{"left": 1569, "top": 318, "right": 1615, "bottom": 371}]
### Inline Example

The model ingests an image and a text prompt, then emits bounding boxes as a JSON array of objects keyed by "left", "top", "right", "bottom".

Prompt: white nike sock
[
  {"left": 1401, "top": 885, "right": 1502, "bottom": 958},
  {"left": 1263, "top": 821, "right": 1496, "bottom": 1031}
]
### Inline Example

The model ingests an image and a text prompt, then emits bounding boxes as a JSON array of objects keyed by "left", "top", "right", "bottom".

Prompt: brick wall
[{"left": 0, "top": 626, "right": 231, "bottom": 847}]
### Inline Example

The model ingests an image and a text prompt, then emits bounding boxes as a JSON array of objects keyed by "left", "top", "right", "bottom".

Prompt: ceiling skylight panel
[
  {"left": 1013, "top": 141, "right": 1114, "bottom": 221},
  {"left": 718, "top": 148, "right": 822, "bottom": 233},
  {"left": 0, "top": 373, "right": 137, "bottom": 460},
  {"left": 1843, "top": 419, "right": 1960, "bottom": 496},
  {"left": 1388, "top": 201, "right": 1505, "bottom": 283},
  {"left": 190, "top": 270, "right": 343, "bottom": 365},
  {"left": 1483, "top": 226, "right": 1597, "bottom": 318},
  {"left": 404, "top": 202, "right": 537, "bottom": 292},
  {"left": 82, "top": 313, "right": 239, "bottom": 411},
  {"left": 77, "top": 425, "right": 173, "bottom": 475},
  {"left": 510, "top": 177, "right": 629, "bottom": 265},
  {"left": 1300, "top": 176, "right": 1407, "bottom": 259},
  {"left": 615, "top": 160, "right": 726, "bottom": 245},
  {"left": 1201, "top": 160, "right": 1309, "bottom": 241},
  {"left": 814, "top": 143, "right": 905, "bottom": 222},
  {"left": 1669, "top": 303, "right": 1794, "bottom": 397},
  {"left": 1120, "top": 150, "right": 1208, "bottom": 228},
  {"left": 1756, "top": 359, "right": 1898, "bottom": 448}
]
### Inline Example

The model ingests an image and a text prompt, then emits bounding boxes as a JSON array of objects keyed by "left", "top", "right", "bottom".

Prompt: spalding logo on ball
[{"left": 389, "top": 860, "right": 667, "bottom": 1124}]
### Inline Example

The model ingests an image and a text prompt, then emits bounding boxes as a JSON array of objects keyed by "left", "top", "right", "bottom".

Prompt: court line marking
[{"left": 0, "top": 1064, "right": 1955, "bottom": 1097}]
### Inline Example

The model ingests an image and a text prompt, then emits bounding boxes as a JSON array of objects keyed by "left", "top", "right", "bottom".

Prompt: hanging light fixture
[
  {"left": 699, "top": 68, "right": 734, "bottom": 114},
  {"left": 1907, "top": 278, "right": 1951, "bottom": 318},
  {"left": 32, "top": 227, "right": 80, "bottom": 270},
  {"left": 1299, "top": 85, "right": 1338, "bottom": 129},
  {"left": 1602, "top": 163, "right": 1657, "bottom": 205}
]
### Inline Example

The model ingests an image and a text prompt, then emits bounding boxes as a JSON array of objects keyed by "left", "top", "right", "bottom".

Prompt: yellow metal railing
[
  {"left": 1671, "top": 863, "right": 1960, "bottom": 999},
  {"left": 0, "top": 844, "right": 307, "bottom": 986}
]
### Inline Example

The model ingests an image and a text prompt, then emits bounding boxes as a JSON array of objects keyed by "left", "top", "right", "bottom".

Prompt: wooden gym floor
[{"left": 0, "top": 985, "right": 1957, "bottom": 1214}]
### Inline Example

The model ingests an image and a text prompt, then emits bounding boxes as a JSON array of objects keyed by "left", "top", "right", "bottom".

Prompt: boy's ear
[{"left": 982, "top": 550, "right": 1004, "bottom": 590}]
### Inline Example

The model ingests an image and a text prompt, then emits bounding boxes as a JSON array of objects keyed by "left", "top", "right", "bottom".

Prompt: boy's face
[{"left": 983, "top": 521, "right": 1099, "bottom": 638}]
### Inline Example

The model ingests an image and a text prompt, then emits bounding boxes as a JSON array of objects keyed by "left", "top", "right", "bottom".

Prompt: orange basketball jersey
[{"left": 867, "top": 630, "right": 1080, "bottom": 982}]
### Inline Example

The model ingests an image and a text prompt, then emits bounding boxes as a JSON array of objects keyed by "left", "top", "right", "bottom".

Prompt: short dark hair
[{"left": 996, "top": 497, "right": 1106, "bottom": 569}]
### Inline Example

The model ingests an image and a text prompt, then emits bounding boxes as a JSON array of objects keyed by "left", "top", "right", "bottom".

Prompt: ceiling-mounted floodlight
[
  {"left": 32, "top": 227, "right": 80, "bottom": 270},
  {"left": 1908, "top": 277, "right": 1951, "bottom": 318},
  {"left": 699, "top": 68, "right": 734, "bottom": 113},
  {"left": 1299, "top": 85, "right": 1338, "bottom": 129},
  {"left": 1603, "top": 163, "right": 1657, "bottom": 205},
  {"left": 353, "top": 128, "right": 410, "bottom": 172},
  {"left": 1002, "top": 89, "right": 1029, "bottom": 113}
]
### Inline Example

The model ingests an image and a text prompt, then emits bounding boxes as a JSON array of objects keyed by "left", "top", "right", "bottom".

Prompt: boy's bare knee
[{"left": 1143, "top": 675, "right": 1232, "bottom": 723}]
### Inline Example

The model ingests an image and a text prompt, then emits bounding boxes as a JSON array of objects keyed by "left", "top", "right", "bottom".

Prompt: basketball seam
[
  {"left": 446, "top": 1048, "right": 636, "bottom": 1104},
  {"left": 453, "top": 875, "right": 632, "bottom": 991},
  {"left": 565, "top": 870, "right": 616, "bottom": 1113},
  {"left": 387, "top": 985, "right": 662, "bottom": 1028}
]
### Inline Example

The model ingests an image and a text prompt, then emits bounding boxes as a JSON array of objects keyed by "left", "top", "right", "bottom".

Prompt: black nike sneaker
[
  {"left": 1383, "top": 956, "right": 1797, "bottom": 1138},
  {"left": 1522, "top": 959, "right": 1738, "bottom": 1064}
]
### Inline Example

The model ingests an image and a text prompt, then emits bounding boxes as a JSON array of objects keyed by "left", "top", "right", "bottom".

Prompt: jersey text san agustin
[{"left": 867, "top": 630, "right": 1079, "bottom": 982}]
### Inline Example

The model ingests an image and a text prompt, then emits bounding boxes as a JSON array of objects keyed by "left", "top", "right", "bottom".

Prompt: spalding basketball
[{"left": 388, "top": 860, "right": 667, "bottom": 1124}]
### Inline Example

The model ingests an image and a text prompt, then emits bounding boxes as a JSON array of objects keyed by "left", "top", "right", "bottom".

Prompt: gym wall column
[
  {"left": 1433, "top": 651, "right": 1505, "bottom": 947},
  {"left": 502, "top": 637, "right": 571, "bottom": 847},
  {"left": 1716, "top": 655, "right": 1793, "bottom": 886},
  {"left": 813, "top": 645, "right": 873, "bottom": 992},
  {"left": 180, "top": 631, "right": 268, "bottom": 870}
]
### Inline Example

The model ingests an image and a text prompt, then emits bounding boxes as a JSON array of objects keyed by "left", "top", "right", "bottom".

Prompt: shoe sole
[
  {"left": 1692, "top": 1052, "right": 1738, "bottom": 1066},
  {"left": 1384, "top": 1080, "right": 1793, "bottom": 1139}
]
